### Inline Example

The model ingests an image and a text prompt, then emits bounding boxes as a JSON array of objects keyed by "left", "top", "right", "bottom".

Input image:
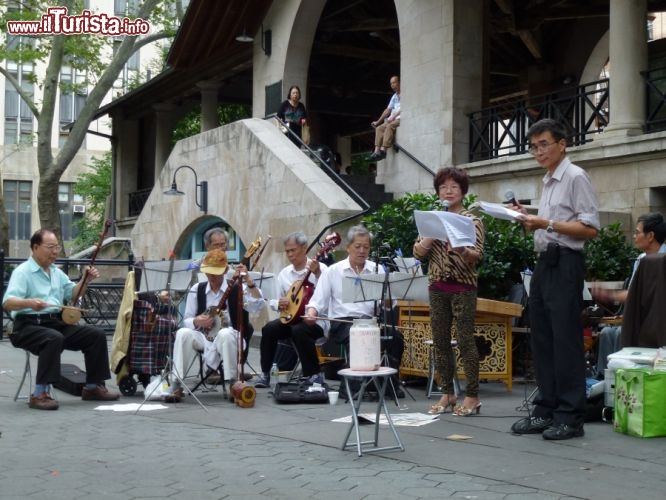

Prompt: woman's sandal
[
  {"left": 427, "top": 396, "right": 457, "bottom": 415},
  {"left": 453, "top": 401, "right": 482, "bottom": 416}
]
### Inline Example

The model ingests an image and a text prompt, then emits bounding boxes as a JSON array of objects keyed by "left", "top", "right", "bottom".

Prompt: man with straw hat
[{"left": 166, "top": 249, "right": 264, "bottom": 402}]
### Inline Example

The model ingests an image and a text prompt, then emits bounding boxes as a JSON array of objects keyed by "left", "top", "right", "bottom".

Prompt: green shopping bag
[{"left": 614, "top": 368, "right": 666, "bottom": 438}]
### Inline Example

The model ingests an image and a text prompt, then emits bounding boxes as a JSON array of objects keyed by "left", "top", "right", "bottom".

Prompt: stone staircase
[{"left": 342, "top": 174, "right": 393, "bottom": 212}]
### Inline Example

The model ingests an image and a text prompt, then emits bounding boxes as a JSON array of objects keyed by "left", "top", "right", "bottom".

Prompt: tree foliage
[
  {"left": 171, "top": 104, "right": 251, "bottom": 145},
  {"left": 72, "top": 152, "right": 112, "bottom": 251},
  {"left": 0, "top": 0, "right": 184, "bottom": 254}
]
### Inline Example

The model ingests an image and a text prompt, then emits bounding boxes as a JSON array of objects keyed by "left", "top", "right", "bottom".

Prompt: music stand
[
  {"left": 135, "top": 259, "right": 208, "bottom": 412},
  {"left": 343, "top": 271, "right": 426, "bottom": 405}
]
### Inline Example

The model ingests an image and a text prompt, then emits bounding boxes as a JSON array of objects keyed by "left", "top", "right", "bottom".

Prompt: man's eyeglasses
[
  {"left": 528, "top": 141, "right": 558, "bottom": 155},
  {"left": 41, "top": 244, "right": 62, "bottom": 251}
]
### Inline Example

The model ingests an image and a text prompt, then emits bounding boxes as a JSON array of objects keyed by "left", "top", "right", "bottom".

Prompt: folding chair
[
  {"left": 14, "top": 350, "right": 32, "bottom": 402},
  {"left": 13, "top": 350, "right": 57, "bottom": 403}
]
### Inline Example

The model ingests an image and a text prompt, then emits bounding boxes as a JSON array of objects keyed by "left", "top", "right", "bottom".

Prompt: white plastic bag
[{"left": 143, "top": 375, "right": 171, "bottom": 400}]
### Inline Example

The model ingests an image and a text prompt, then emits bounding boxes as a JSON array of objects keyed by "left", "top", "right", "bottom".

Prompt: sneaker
[
  {"left": 254, "top": 374, "right": 270, "bottom": 388},
  {"left": 542, "top": 423, "right": 584, "bottom": 440},
  {"left": 308, "top": 374, "right": 325, "bottom": 385},
  {"left": 511, "top": 416, "right": 553, "bottom": 435},
  {"left": 29, "top": 392, "right": 59, "bottom": 410}
]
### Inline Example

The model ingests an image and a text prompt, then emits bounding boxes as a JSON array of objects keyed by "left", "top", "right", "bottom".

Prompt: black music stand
[{"left": 135, "top": 259, "right": 208, "bottom": 413}]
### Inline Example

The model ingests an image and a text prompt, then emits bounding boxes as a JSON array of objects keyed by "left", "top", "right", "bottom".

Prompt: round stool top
[{"left": 338, "top": 367, "right": 397, "bottom": 378}]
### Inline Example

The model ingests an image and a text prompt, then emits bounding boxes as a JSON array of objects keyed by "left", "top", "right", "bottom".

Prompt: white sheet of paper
[
  {"left": 478, "top": 201, "right": 525, "bottom": 222},
  {"left": 414, "top": 210, "right": 476, "bottom": 248},
  {"left": 392, "top": 257, "right": 423, "bottom": 276}
]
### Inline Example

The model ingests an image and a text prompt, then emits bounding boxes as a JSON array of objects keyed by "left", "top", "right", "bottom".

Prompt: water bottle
[{"left": 270, "top": 363, "right": 279, "bottom": 391}]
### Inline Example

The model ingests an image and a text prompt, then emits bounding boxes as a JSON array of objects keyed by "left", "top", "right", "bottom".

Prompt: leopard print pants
[{"left": 429, "top": 288, "right": 479, "bottom": 397}]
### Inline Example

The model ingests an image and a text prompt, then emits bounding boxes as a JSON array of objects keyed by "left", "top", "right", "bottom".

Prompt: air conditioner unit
[{"left": 72, "top": 204, "right": 86, "bottom": 214}]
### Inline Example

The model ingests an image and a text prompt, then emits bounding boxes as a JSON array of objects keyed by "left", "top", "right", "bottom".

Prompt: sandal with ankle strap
[
  {"left": 427, "top": 396, "right": 457, "bottom": 415},
  {"left": 453, "top": 401, "right": 482, "bottom": 416}
]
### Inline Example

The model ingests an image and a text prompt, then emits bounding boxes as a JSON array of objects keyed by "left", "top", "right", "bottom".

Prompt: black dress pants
[
  {"left": 528, "top": 250, "right": 586, "bottom": 427},
  {"left": 260, "top": 319, "right": 323, "bottom": 377},
  {"left": 11, "top": 316, "right": 111, "bottom": 386}
]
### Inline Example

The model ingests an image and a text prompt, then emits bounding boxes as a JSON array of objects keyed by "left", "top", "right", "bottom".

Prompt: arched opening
[
  {"left": 176, "top": 217, "right": 245, "bottom": 263},
  {"left": 306, "top": 0, "right": 400, "bottom": 173}
]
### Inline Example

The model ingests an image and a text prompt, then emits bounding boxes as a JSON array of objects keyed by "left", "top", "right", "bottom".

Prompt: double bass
[{"left": 279, "top": 232, "right": 341, "bottom": 325}]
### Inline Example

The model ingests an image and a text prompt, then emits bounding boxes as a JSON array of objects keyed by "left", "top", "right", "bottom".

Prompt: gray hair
[
  {"left": 346, "top": 225, "right": 372, "bottom": 245},
  {"left": 203, "top": 227, "right": 229, "bottom": 246},
  {"left": 284, "top": 231, "right": 308, "bottom": 246}
]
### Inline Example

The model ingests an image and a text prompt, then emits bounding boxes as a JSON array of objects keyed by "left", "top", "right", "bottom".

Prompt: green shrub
[
  {"left": 584, "top": 221, "right": 639, "bottom": 281},
  {"left": 362, "top": 195, "right": 639, "bottom": 300},
  {"left": 362, "top": 193, "right": 534, "bottom": 300}
]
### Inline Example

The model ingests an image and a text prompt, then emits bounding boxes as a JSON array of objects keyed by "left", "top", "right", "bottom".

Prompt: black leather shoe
[
  {"left": 542, "top": 423, "right": 584, "bottom": 440},
  {"left": 511, "top": 416, "right": 553, "bottom": 434}
]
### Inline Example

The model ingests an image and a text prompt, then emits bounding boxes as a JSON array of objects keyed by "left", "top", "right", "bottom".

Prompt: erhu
[
  {"left": 226, "top": 235, "right": 271, "bottom": 408},
  {"left": 61, "top": 219, "right": 112, "bottom": 325}
]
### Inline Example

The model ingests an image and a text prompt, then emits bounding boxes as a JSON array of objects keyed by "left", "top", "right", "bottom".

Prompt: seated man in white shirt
[
  {"left": 304, "top": 225, "right": 405, "bottom": 397},
  {"left": 254, "top": 231, "right": 329, "bottom": 388},
  {"left": 166, "top": 249, "right": 265, "bottom": 402}
]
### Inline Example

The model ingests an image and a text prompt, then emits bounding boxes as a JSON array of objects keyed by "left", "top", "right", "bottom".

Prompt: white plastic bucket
[{"left": 349, "top": 318, "right": 381, "bottom": 371}]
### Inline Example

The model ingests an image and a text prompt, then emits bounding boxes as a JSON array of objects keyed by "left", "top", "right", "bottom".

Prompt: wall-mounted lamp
[
  {"left": 235, "top": 28, "right": 254, "bottom": 43},
  {"left": 164, "top": 165, "right": 208, "bottom": 214},
  {"left": 262, "top": 27, "right": 272, "bottom": 56}
]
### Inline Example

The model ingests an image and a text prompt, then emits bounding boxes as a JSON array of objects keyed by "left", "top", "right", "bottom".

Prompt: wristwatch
[{"left": 546, "top": 220, "right": 555, "bottom": 233}]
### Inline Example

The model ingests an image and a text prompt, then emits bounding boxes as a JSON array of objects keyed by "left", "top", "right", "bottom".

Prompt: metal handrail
[
  {"left": 271, "top": 117, "right": 372, "bottom": 252},
  {"left": 393, "top": 142, "right": 436, "bottom": 176}
]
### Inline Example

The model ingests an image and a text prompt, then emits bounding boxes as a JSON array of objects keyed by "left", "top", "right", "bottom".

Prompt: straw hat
[{"left": 200, "top": 249, "right": 228, "bottom": 275}]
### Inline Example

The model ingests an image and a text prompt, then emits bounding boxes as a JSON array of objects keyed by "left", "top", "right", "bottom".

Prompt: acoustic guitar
[{"left": 279, "top": 232, "right": 341, "bottom": 325}]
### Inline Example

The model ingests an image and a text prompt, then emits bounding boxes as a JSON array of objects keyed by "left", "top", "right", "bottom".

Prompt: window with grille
[{"left": 3, "top": 180, "right": 32, "bottom": 240}]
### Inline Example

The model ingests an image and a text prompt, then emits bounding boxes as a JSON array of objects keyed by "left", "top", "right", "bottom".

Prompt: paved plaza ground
[{"left": 1, "top": 337, "right": 666, "bottom": 500}]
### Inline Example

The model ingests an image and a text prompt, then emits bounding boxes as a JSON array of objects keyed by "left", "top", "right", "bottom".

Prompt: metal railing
[
  {"left": 271, "top": 117, "right": 372, "bottom": 251},
  {"left": 393, "top": 142, "right": 436, "bottom": 176},
  {"left": 2, "top": 249, "right": 134, "bottom": 333},
  {"left": 643, "top": 66, "right": 666, "bottom": 132},
  {"left": 128, "top": 188, "right": 152, "bottom": 217},
  {"left": 468, "top": 79, "right": 609, "bottom": 161}
]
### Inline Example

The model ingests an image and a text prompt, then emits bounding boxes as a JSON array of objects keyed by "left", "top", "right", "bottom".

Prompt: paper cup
[{"left": 328, "top": 391, "right": 339, "bottom": 405}]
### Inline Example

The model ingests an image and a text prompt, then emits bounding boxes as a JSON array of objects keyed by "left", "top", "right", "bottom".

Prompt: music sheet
[
  {"left": 477, "top": 201, "right": 525, "bottom": 222},
  {"left": 414, "top": 210, "right": 476, "bottom": 248}
]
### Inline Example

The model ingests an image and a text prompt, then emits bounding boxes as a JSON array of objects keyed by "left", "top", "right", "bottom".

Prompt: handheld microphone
[
  {"left": 504, "top": 190, "right": 518, "bottom": 206},
  {"left": 438, "top": 200, "right": 450, "bottom": 211}
]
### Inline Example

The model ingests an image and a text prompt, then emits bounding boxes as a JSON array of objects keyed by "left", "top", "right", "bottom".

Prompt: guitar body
[
  {"left": 278, "top": 232, "right": 341, "bottom": 326},
  {"left": 279, "top": 280, "right": 315, "bottom": 325}
]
